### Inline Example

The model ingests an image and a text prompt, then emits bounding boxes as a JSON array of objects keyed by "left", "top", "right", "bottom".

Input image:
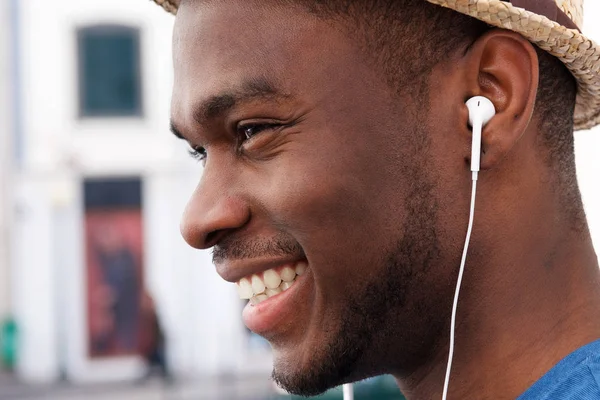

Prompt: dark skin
[{"left": 171, "top": 1, "right": 600, "bottom": 398}]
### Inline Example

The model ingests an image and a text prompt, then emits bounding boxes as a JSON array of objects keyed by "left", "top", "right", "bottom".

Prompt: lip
[{"left": 242, "top": 268, "right": 311, "bottom": 335}]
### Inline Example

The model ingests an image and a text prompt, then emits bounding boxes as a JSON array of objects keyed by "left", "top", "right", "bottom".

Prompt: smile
[{"left": 236, "top": 260, "right": 308, "bottom": 305}]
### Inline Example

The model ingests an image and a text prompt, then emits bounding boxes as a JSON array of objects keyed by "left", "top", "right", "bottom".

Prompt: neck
[{"left": 395, "top": 181, "right": 600, "bottom": 399}]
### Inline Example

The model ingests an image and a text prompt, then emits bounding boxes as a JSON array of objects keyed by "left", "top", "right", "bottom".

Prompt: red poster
[{"left": 85, "top": 210, "right": 144, "bottom": 358}]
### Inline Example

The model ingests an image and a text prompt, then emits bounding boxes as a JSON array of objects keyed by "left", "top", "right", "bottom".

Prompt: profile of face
[{"left": 172, "top": 0, "right": 466, "bottom": 395}]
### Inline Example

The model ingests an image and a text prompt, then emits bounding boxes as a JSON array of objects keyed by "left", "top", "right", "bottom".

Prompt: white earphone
[
  {"left": 466, "top": 96, "right": 496, "bottom": 173},
  {"left": 441, "top": 96, "right": 495, "bottom": 400}
]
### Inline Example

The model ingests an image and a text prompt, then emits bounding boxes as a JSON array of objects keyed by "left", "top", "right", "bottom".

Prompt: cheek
[
  {"left": 254, "top": 138, "right": 400, "bottom": 284},
  {"left": 269, "top": 137, "right": 373, "bottom": 229}
]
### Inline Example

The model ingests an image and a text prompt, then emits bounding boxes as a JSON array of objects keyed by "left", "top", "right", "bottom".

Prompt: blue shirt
[{"left": 518, "top": 339, "right": 600, "bottom": 399}]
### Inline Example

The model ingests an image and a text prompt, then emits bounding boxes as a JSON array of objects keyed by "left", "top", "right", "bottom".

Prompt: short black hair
[{"left": 291, "top": 0, "right": 583, "bottom": 225}]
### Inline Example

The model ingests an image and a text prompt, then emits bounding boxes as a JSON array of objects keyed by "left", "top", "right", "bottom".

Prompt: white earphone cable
[
  {"left": 343, "top": 383, "right": 354, "bottom": 400},
  {"left": 441, "top": 171, "right": 479, "bottom": 400}
]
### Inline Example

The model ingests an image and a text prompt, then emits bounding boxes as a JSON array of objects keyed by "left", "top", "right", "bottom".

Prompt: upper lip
[{"left": 215, "top": 256, "right": 305, "bottom": 283}]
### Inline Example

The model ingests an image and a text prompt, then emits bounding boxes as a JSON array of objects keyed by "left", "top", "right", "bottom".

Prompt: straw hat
[{"left": 152, "top": 0, "right": 600, "bottom": 130}]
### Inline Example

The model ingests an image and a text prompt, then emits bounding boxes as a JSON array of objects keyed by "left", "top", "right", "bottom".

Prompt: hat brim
[{"left": 153, "top": 0, "right": 600, "bottom": 130}]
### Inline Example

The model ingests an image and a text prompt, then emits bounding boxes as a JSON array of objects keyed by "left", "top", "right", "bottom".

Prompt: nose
[{"left": 180, "top": 182, "right": 250, "bottom": 250}]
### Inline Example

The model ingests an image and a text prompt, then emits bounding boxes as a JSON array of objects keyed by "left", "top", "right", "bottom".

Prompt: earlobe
[{"left": 462, "top": 29, "right": 539, "bottom": 170}]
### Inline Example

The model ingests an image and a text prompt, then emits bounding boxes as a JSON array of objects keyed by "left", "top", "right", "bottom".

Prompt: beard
[{"left": 271, "top": 160, "right": 446, "bottom": 396}]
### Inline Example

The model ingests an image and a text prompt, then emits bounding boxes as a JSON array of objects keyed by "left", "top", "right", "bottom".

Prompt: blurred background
[{"left": 0, "top": 1, "right": 599, "bottom": 399}]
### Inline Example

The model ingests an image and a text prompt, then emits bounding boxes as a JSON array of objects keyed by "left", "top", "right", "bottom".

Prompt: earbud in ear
[
  {"left": 466, "top": 96, "right": 496, "bottom": 128},
  {"left": 466, "top": 96, "right": 496, "bottom": 172}
]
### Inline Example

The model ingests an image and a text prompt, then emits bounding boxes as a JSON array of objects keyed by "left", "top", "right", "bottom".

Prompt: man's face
[{"left": 172, "top": 0, "right": 457, "bottom": 395}]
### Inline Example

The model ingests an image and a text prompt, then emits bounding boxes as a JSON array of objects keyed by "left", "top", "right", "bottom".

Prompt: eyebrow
[
  {"left": 170, "top": 121, "right": 184, "bottom": 140},
  {"left": 170, "top": 77, "right": 289, "bottom": 140}
]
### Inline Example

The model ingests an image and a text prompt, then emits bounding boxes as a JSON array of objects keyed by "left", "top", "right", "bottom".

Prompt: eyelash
[
  {"left": 187, "top": 123, "right": 279, "bottom": 163},
  {"left": 237, "top": 123, "right": 279, "bottom": 141},
  {"left": 188, "top": 147, "right": 207, "bottom": 162}
]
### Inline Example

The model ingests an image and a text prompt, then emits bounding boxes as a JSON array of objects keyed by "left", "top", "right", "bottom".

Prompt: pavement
[{"left": 0, "top": 371, "right": 282, "bottom": 400}]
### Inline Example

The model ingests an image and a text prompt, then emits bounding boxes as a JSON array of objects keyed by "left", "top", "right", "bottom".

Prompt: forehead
[
  {"left": 171, "top": 1, "right": 363, "bottom": 122},
  {"left": 173, "top": 1, "right": 317, "bottom": 62}
]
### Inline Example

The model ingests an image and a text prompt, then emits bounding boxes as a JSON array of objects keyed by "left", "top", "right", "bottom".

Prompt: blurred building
[
  {"left": 4, "top": 0, "right": 271, "bottom": 385},
  {"left": 0, "top": 0, "right": 12, "bottom": 321}
]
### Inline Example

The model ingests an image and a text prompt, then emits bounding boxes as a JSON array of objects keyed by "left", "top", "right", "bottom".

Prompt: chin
[
  {"left": 269, "top": 336, "right": 367, "bottom": 397},
  {"left": 271, "top": 360, "right": 340, "bottom": 397}
]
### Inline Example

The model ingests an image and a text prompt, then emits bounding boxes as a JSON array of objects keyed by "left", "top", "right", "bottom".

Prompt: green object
[{"left": 1, "top": 317, "right": 18, "bottom": 369}]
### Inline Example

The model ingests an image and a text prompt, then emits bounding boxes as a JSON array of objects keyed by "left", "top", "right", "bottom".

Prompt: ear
[{"left": 461, "top": 29, "right": 539, "bottom": 170}]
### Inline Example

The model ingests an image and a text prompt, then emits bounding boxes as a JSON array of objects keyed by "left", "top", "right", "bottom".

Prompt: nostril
[{"left": 204, "top": 230, "right": 222, "bottom": 248}]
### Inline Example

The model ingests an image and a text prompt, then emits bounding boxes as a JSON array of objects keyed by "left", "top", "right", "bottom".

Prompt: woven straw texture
[
  {"left": 151, "top": 0, "right": 600, "bottom": 130},
  {"left": 153, "top": 0, "right": 177, "bottom": 14}
]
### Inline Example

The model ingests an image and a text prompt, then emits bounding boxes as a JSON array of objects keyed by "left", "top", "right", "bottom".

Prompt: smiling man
[{"left": 152, "top": 0, "right": 600, "bottom": 398}]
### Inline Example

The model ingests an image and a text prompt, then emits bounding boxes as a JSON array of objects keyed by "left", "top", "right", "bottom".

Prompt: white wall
[
  {"left": 577, "top": 3, "right": 600, "bottom": 252},
  {"left": 0, "top": 0, "right": 12, "bottom": 319},
  {"left": 11, "top": 177, "right": 60, "bottom": 381}
]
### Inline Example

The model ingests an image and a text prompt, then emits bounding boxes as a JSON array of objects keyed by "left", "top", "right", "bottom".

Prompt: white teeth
[
  {"left": 295, "top": 261, "right": 307, "bottom": 276},
  {"left": 251, "top": 275, "right": 266, "bottom": 295},
  {"left": 263, "top": 269, "right": 282, "bottom": 289},
  {"left": 265, "top": 287, "right": 282, "bottom": 297},
  {"left": 255, "top": 294, "right": 268, "bottom": 304},
  {"left": 237, "top": 278, "right": 253, "bottom": 299},
  {"left": 280, "top": 266, "right": 296, "bottom": 282},
  {"left": 239, "top": 261, "right": 310, "bottom": 303}
]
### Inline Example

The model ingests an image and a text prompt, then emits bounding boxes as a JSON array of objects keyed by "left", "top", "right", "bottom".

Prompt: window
[
  {"left": 77, "top": 25, "right": 142, "bottom": 117},
  {"left": 83, "top": 178, "right": 143, "bottom": 209}
]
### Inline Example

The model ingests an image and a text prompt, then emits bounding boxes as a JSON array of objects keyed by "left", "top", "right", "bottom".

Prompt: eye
[
  {"left": 237, "top": 123, "right": 279, "bottom": 141},
  {"left": 188, "top": 147, "right": 207, "bottom": 164}
]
